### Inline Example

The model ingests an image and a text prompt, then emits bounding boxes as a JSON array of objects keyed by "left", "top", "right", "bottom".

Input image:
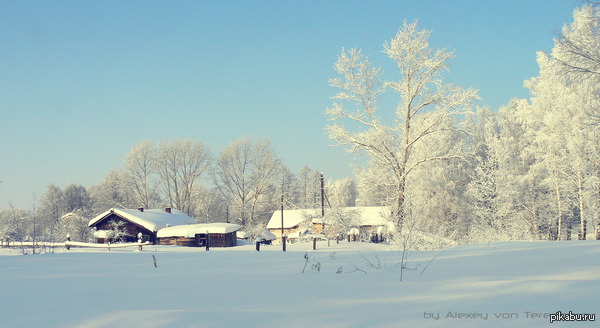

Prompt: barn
[
  {"left": 88, "top": 208, "right": 196, "bottom": 244},
  {"left": 156, "top": 223, "right": 241, "bottom": 247}
]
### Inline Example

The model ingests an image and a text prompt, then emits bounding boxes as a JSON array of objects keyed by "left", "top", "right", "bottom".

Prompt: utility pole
[
  {"left": 321, "top": 173, "right": 325, "bottom": 233},
  {"left": 31, "top": 192, "right": 37, "bottom": 255},
  {"left": 321, "top": 173, "right": 324, "bottom": 217},
  {"left": 281, "top": 175, "right": 286, "bottom": 252}
]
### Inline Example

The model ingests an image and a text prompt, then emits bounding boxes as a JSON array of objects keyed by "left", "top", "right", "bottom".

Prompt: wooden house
[
  {"left": 88, "top": 208, "right": 195, "bottom": 244},
  {"left": 266, "top": 206, "right": 394, "bottom": 241},
  {"left": 156, "top": 223, "right": 241, "bottom": 247},
  {"left": 266, "top": 209, "right": 318, "bottom": 241}
]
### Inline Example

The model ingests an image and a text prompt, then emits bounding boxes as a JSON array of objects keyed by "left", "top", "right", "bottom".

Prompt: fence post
[
  {"left": 313, "top": 237, "right": 316, "bottom": 250},
  {"left": 282, "top": 233, "right": 286, "bottom": 252},
  {"left": 205, "top": 230, "right": 210, "bottom": 251}
]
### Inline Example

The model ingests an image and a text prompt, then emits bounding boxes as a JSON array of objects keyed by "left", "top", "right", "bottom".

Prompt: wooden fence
[
  {"left": 1, "top": 241, "right": 150, "bottom": 251},
  {"left": 64, "top": 241, "right": 150, "bottom": 251}
]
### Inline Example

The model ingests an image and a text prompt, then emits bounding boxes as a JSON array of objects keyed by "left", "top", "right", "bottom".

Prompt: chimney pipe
[{"left": 165, "top": 208, "right": 171, "bottom": 214}]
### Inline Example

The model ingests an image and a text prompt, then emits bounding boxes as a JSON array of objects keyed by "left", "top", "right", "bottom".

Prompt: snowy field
[{"left": 0, "top": 240, "right": 598, "bottom": 328}]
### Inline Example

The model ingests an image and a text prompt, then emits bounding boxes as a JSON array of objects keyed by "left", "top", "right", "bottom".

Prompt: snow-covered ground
[{"left": 0, "top": 240, "right": 598, "bottom": 327}]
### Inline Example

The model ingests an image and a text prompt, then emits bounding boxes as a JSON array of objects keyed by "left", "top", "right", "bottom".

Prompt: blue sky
[{"left": 0, "top": 0, "right": 577, "bottom": 209}]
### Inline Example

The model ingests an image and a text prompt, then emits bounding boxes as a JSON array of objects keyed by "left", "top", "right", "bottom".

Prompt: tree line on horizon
[
  {"left": 2, "top": 3, "right": 600, "bottom": 249},
  {"left": 0, "top": 136, "right": 359, "bottom": 245},
  {"left": 325, "top": 4, "right": 600, "bottom": 248}
]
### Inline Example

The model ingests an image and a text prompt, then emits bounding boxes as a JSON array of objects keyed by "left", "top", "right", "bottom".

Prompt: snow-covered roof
[
  {"left": 266, "top": 206, "right": 392, "bottom": 230},
  {"left": 88, "top": 208, "right": 196, "bottom": 232},
  {"left": 266, "top": 208, "right": 321, "bottom": 230},
  {"left": 352, "top": 206, "right": 393, "bottom": 226},
  {"left": 157, "top": 223, "right": 241, "bottom": 238}
]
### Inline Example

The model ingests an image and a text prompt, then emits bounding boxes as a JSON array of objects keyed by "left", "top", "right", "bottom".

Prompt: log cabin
[
  {"left": 88, "top": 208, "right": 195, "bottom": 244},
  {"left": 156, "top": 223, "right": 240, "bottom": 247}
]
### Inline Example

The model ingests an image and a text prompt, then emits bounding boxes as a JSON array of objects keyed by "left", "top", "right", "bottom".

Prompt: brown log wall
[
  {"left": 158, "top": 237, "right": 196, "bottom": 247},
  {"left": 157, "top": 232, "right": 237, "bottom": 247},
  {"left": 91, "top": 213, "right": 156, "bottom": 243}
]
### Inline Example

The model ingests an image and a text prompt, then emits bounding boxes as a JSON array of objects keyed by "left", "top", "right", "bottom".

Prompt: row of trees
[
  {"left": 475, "top": 5, "right": 600, "bottom": 242},
  {"left": 0, "top": 137, "right": 359, "bottom": 245},
  {"left": 0, "top": 195, "right": 93, "bottom": 251},
  {"left": 468, "top": 5, "right": 600, "bottom": 242},
  {"left": 6, "top": 5, "right": 600, "bottom": 249},
  {"left": 327, "top": 6, "right": 600, "bottom": 247},
  {"left": 115, "top": 137, "right": 356, "bottom": 227}
]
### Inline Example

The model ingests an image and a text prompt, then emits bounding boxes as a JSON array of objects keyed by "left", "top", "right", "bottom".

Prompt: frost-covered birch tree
[
  {"left": 91, "top": 168, "right": 133, "bottom": 211},
  {"left": 63, "top": 184, "right": 92, "bottom": 215},
  {"left": 464, "top": 108, "right": 531, "bottom": 242},
  {"left": 297, "top": 166, "right": 322, "bottom": 209},
  {"left": 403, "top": 111, "right": 471, "bottom": 238},
  {"left": 156, "top": 138, "right": 212, "bottom": 216},
  {"left": 248, "top": 138, "right": 282, "bottom": 225},
  {"left": 322, "top": 206, "right": 360, "bottom": 238},
  {"left": 553, "top": 4, "right": 600, "bottom": 239},
  {"left": 212, "top": 137, "right": 281, "bottom": 228},
  {"left": 273, "top": 165, "right": 301, "bottom": 210},
  {"left": 326, "top": 20, "right": 478, "bottom": 232},
  {"left": 355, "top": 158, "right": 396, "bottom": 207},
  {"left": 496, "top": 99, "right": 548, "bottom": 240},
  {"left": 125, "top": 140, "right": 159, "bottom": 209},
  {"left": 325, "top": 177, "right": 357, "bottom": 207},
  {"left": 58, "top": 210, "right": 94, "bottom": 242},
  {"left": 555, "top": 5, "right": 600, "bottom": 78},
  {"left": 3, "top": 203, "right": 29, "bottom": 243},
  {"left": 515, "top": 20, "right": 600, "bottom": 240},
  {"left": 38, "top": 183, "right": 64, "bottom": 232},
  {"left": 190, "top": 185, "right": 228, "bottom": 223}
]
